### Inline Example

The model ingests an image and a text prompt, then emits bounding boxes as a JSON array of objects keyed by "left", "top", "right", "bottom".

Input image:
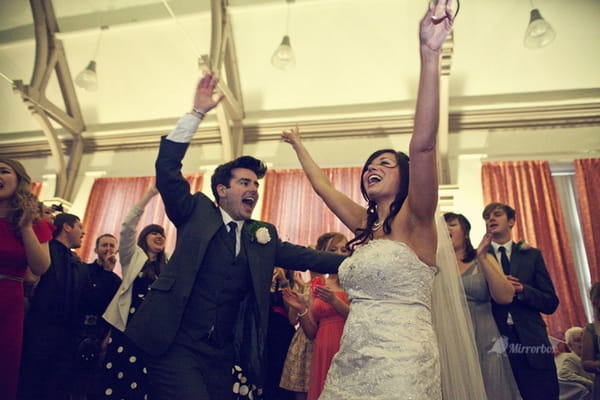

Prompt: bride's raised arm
[
  {"left": 282, "top": 126, "right": 366, "bottom": 232},
  {"left": 406, "top": 0, "right": 454, "bottom": 226}
]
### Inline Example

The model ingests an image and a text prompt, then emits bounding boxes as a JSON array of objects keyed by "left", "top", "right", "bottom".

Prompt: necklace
[{"left": 373, "top": 220, "right": 382, "bottom": 231}]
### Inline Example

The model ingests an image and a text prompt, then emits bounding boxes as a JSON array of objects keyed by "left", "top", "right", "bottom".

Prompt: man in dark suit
[
  {"left": 19, "top": 213, "right": 88, "bottom": 400},
  {"left": 483, "top": 202, "right": 560, "bottom": 400},
  {"left": 125, "top": 73, "right": 346, "bottom": 400},
  {"left": 74, "top": 234, "right": 121, "bottom": 399}
]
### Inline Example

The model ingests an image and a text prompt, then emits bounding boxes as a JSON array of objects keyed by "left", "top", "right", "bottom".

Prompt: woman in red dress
[
  {"left": 0, "top": 158, "right": 53, "bottom": 400},
  {"left": 283, "top": 232, "right": 350, "bottom": 400}
]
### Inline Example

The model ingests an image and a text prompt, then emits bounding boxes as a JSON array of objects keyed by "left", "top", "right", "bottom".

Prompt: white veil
[{"left": 432, "top": 213, "right": 488, "bottom": 399}]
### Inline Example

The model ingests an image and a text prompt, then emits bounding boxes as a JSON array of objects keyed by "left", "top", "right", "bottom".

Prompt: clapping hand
[
  {"left": 282, "top": 289, "right": 307, "bottom": 312},
  {"left": 314, "top": 285, "right": 336, "bottom": 304},
  {"left": 476, "top": 232, "right": 493, "bottom": 260},
  {"left": 18, "top": 193, "right": 39, "bottom": 229}
]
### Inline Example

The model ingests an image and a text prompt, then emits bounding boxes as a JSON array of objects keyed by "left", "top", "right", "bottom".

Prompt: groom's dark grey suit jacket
[{"left": 125, "top": 137, "right": 344, "bottom": 383}]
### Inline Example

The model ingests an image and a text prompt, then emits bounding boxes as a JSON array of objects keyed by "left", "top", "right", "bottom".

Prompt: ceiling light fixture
[
  {"left": 75, "top": 25, "right": 108, "bottom": 91},
  {"left": 271, "top": 0, "right": 296, "bottom": 70},
  {"left": 524, "top": 1, "right": 555, "bottom": 49}
]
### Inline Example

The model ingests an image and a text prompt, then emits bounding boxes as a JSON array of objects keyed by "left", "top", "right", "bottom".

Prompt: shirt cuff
[{"left": 166, "top": 113, "right": 202, "bottom": 143}]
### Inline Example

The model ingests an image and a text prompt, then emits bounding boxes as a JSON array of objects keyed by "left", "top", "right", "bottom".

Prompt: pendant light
[{"left": 271, "top": 0, "right": 296, "bottom": 70}]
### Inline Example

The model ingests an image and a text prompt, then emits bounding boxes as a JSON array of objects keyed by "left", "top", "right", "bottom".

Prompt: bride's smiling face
[{"left": 362, "top": 152, "right": 400, "bottom": 201}]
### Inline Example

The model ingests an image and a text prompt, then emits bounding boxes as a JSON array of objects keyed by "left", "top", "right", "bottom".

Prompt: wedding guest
[
  {"left": 72, "top": 234, "right": 121, "bottom": 400},
  {"left": 557, "top": 326, "right": 594, "bottom": 392},
  {"left": 101, "top": 187, "right": 166, "bottom": 400},
  {"left": 0, "top": 158, "right": 52, "bottom": 400},
  {"left": 444, "top": 212, "right": 520, "bottom": 399},
  {"left": 19, "top": 213, "right": 87, "bottom": 400},
  {"left": 263, "top": 267, "right": 296, "bottom": 400},
  {"left": 280, "top": 271, "right": 314, "bottom": 400},
  {"left": 582, "top": 282, "right": 600, "bottom": 400},
  {"left": 22, "top": 202, "right": 57, "bottom": 310},
  {"left": 283, "top": 232, "right": 350, "bottom": 400},
  {"left": 483, "top": 202, "right": 560, "bottom": 400}
]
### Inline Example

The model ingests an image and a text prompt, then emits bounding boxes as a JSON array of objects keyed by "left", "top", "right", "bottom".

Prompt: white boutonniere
[
  {"left": 255, "top": 227, "right": 271, "bottom": 244},
  {"left": 516, "top": 240, "right": 532, "bottom": 251},
  {"left": 247, "top": 221, "right": 271, "bottom": 244}
]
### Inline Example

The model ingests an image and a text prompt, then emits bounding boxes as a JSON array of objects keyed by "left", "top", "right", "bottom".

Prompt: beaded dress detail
[{"left": 320, "top": 240, "right": 441, "bottom": 400}]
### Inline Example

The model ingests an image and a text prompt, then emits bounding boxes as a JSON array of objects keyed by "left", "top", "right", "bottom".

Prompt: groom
[{"left": 125, "top": 73, "right": 345, "bottom": 400}]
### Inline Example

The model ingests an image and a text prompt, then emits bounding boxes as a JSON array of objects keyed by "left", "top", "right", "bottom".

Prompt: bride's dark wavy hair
[{"left": 346, "top": 149, "right": 410, "bottom": 250}]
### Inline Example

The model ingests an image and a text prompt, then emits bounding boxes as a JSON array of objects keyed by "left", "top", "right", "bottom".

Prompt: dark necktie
[
  {"left": 498, "top": 246, "right": 511, "bottom": 275},
  {"left": 227, "top": 221, "right": 237, "bottom": 255}
]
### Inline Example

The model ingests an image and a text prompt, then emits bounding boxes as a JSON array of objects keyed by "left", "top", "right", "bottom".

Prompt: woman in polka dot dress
[{"left": 101, "top": 187, "right": 168, "bottom": 400}]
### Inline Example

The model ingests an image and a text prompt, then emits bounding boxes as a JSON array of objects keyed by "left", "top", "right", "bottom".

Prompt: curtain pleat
[
  {"left": 481, "top": 160, "right": 586, "bottom": 338},
  {"left": 574, "top": 158, "right": 600, "bottom": 284},
  {"left": 260, "top": 168, "right": 364, "bottom": 247}
]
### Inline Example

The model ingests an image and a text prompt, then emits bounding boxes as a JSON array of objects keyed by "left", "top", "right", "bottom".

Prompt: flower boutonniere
[
  {"left": 515, "top": 240, "right": 532, "bottom": 251},
  {"left": 246, "top": 221, "right": 271, "bottom": 245}
]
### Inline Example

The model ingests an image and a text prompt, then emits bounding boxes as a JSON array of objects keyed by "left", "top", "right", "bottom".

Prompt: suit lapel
[
  {"left": 241, "top": 222, "right": 270, "bottom": 313},
  {"left": 194, "top": 204, "right": 229, "bottom": 262}
]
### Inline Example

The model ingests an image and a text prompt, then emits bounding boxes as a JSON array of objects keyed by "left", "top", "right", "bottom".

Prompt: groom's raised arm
[{"left": 155, "top": 74, "right": 224, "bottom": 227}]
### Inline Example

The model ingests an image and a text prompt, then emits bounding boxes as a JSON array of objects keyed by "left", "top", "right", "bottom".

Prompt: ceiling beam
[
  {"left": 12, "top": 0, "right": 85, "bottom": 201},
  {"left": 206, "top": 0, "right": 245, "bottom": 160}
]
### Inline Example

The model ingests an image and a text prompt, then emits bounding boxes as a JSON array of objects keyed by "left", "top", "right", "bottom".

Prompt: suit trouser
[
  {"left": 146, "top": 341, "right": 235, "bottom": 400},
  {"left": 17, "top": 321, "right": 74, "bottom": 400},
  {"left": 505, "top": 326, "right": 559, "bottom": 400}
]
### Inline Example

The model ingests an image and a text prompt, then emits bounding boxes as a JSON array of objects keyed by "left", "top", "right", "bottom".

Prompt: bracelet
[
  {"left": 297, "top": 308, "right": 309, "bottom": 318},
  {"left": 191, "top": 107, "right": 207, "bottom": 119}
]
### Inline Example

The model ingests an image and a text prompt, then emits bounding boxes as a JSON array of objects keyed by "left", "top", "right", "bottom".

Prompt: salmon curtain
[
  {"left": 79, "top": 174, "right": 203, "bottom": 275},
  {"left": 481, "top": 160, "right": 586, "bottom": 338},
  {"left": 261, "top": 167, "right": 364, "bottom": 247},
  {"left": 574, "top": 158, "right": 600, "bottom": 284}
]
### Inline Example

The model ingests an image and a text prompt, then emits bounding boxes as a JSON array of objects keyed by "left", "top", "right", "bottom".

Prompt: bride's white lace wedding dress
[{"left": 319, "top": 239, "right": 441, "bottom": 400}]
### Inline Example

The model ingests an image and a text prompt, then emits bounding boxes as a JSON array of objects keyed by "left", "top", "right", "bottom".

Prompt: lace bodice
[
  {"left": 339, "top": 240, "right": 437, "bottom": 307},
  {"left": 320, "top": 240, "right": 441, "bottom": 400}
]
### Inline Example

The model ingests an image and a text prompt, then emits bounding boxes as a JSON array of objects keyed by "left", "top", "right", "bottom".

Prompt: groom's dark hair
[{"left": 211, "top": 156, "right": 267, "bottom": 203}]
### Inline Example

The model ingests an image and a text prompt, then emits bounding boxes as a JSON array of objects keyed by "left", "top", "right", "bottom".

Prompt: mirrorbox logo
[{"left": 488, "top": 335, "right": 553, "bottom": 355}]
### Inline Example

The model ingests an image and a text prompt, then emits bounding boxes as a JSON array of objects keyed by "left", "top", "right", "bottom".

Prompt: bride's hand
[
  {"left": 281, "top": 125, "right": 301, "bottom": 147},
  {"left": 420, "top": 0, "right": 455, "bottom": 52}
]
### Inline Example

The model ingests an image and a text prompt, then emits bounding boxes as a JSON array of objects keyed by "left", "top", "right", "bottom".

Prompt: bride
[{"left": 281, "top": 0, "right": 485, "bottom": 398}]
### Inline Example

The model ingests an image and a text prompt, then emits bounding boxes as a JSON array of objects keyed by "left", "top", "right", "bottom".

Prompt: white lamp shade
[
  {"left": 524, "top": 9, "right": 556, "bottom": 49},
  {"left": 75, "top": 60, "right": 98, "bottom": 91},
  {"left": 271, "top": 35, "right": 296, "bottom": 70}
]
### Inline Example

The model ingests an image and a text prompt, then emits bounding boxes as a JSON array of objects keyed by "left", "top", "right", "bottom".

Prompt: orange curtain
[
  {"left": 79, "top": 174, "right": 203, "bottom": 273},
  {"left": 574, "top": 158, "right": 600, "bottom": 284},
  {"left": 31, "top": 181, "right": 43, "bottom": 197},
  {"left": 481, "top": 160, "right": 586, "bottom": 338},
  {"left": 261, "top": 168, "right": 364, "bottom": 246}
]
